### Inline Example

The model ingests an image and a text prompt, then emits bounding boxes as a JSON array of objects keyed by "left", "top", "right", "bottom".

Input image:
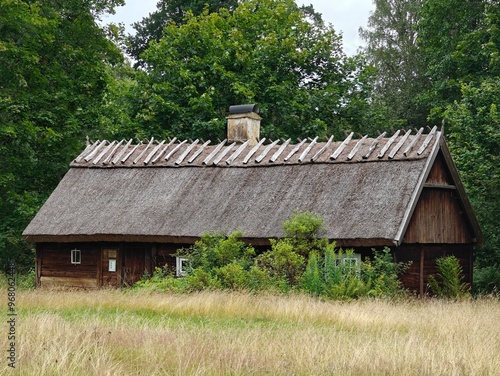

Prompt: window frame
[
  {"left": 334, "top": 253, "right": 361, "bottom": 276},
  {"left": 71, "top": 249, "right": 81, "bottom": 265},
  {"left": 176, "top": 256, "right": 190, "bottom": 277}
]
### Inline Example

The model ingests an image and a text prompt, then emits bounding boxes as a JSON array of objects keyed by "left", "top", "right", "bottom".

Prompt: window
[
  {"left": 335, "top": 253, "right": 361, "bottom": 276},
  {"left": 71, "top": 249, "right": 81, "bottom": 264},
  {"left": 176, "top": 257, "right": 190, "bottom": 277}
]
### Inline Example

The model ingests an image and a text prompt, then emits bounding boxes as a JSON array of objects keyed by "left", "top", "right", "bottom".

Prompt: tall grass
[{"left": 1, "top": 289, "right": 499, "bottom": 375}]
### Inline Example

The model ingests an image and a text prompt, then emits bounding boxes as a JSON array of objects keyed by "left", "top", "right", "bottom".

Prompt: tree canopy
[
  {"left": 129, "top": 0, "right": 379, "bottom": 141},
  {"left": 0, "top": 0, "right": 124, "bottom": 270}
]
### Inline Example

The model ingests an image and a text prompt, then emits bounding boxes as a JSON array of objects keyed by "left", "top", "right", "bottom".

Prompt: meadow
[{"left": 1, "top": 289, "right": 499, "bottom": 375}]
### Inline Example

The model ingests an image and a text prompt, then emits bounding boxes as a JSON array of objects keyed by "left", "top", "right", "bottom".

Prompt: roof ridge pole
[
  {"left": 103, "top": 140, "right": 124, "bottom": 165},
  {"left": 388, "top": 129, "right": 412, "bottom": 159},
  {"left": 188, "top": 140, "right": 211, "bottom": 163},
  {"left": 362, "top": 132, "right": 386, "bottom": 159},
  {"left": 121, "top": 142, "right": 142, "bottom": 163},
  {"left": 270, "top": 138, "right": 291, "bottom": 163},
  {"left": 284, "top": 139, "right": 307, "bottom": 162},
  {"left": 133, "top": 137, "right": 155, "bottom": 164},
  {"left": 255, "top": 139, "right": 280, "bottom": 163},
  {"left": 112, "top": 139, "right": 133, "bottom": 165},
  {"left": 212, "top": 142, "right": 236, "bottom": 165},
  {"left": 330, "top": 132, "right": 354, "bottom": 160},
  {"left": 298, "top": 136, "right": 318, "bottom": 162},
  {"left": 175, "top": 139, "right": 200, "bottom": 165},
  {"left": 84, "top": 140, "right": 107, "bottom": 162},
  {"left": 93, "top": 140, "right": 117, "bottom": 165},
  {"left": 311, "top": 135, "right": 334, "bottom": 162},
  {"left": 347, "top": 135, "right": 367, "bottom": 160},
  {"left": 165, "top": 140, "right": 187, "bottom": 161},
  {"left": 203, "top": 139, "right": 227, "bottom": 165},
  {"left": 403, "top": 128, "right": 424, "bottom": 157},
  {"left": 417, "top": 125, "right": 438, "bottom": 155},
  {"left": 377, "top": 130, "right": 400, "bottom": 158},
  {"left": 226, "top": 140, "right": 249, "bottom": 165},
  {"left": 152, "top": 138, "right": 177, "bottom": 164},
  {"left": 144, "top": 140, "right": 166, "bottom": 165},
  {"left": 394, "top": 131, "right": 442, "bottom": 246},
  {"left": 242, "top": 138, "right": 266, "bottom": 164},
  {"left": 75, "top": 140, "right": 99, "bottom": 163}
]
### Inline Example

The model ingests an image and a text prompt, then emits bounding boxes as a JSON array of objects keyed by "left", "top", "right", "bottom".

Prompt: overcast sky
[{"left": 104, "top": 0, "right": 374, "bottom": 55}]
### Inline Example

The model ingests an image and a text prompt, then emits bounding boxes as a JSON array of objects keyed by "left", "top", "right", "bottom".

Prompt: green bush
[
  {"left": 362, "top": 247, "right": 409, "bottom": 297},
  {"left": 428, "top": 256, "right": 470, "bottom": 298},
  {"left": 474, "top": 265, "right": 500, "bottom": 296},
  {"left": 256, "top": 239, "right": 305, "bottom": 287}
]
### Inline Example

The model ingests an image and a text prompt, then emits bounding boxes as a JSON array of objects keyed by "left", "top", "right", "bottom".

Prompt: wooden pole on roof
[
  {"left": 242, "top": 138, "right": 266, "bottom": 164},
  {"left": 111, "top": 139, "right": 133, "bottom": 165},
  {"left": 256, "top": 139, "right": 280, "bottom": 163},
  {"left": 330, "top": 132, "right": 353, "bottom": 160},
  {"left": 378, "top": 130, "right": 400, "bottom": 158},
  {"left": 212, "top": 142, "right": 236, "bottom": 165},
  {"left": 388, "top": 129, "right": 412, "bottom": 159},
  {"left": 165, "top": 139, "right": 187, "bottom": 161},
  {"left": 226, "top": 140, "right": 249, "bottom": 165},
  {"left": 417, "top": 125, "right": 438, "bottom": 155},
  {"left": 133, "top": 137, "right": 155, "bottom": 164},
  {"left": 144, "top": 140, "right": 165, "bottom": 165},
  {"left": 270, "top": 138, "right": 291, "bottom": 162},
  {"left": 347, "top": 135, "right": 367, "bottom": 160},
  {"left": 284, "top": 138, "right": 306, "bottom": 162},
  {"left": 362, "top": 132, "right": 386, "bottom": 159},
  {"left": 403, "top": 128, "right": 424, "bottom": 157},
  {"left": 175, "top": 139, "right": 199, "bottom": 165},
  {"left": 188, "top": 140, "right": 211, "bottom": 163},
  {"left": 203, "top": 139, "right": 226, "bottom": 165},
  {"left": 311, "top": 135, "right": 333, "bottom": 162},
  {"left": 152, "top": 138, "right": 177, "bottom": 164},
  {"left": 298, "top": 136, "right": 318, "bottom": 162}
]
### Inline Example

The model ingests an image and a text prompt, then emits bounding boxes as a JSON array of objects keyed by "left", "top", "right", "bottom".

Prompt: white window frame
[
  {"left": 176, "top": 257, "right": 190, "bottom": 277},
  {"left": 335, "top": 253, "right": 361, "bottom": 276},
  {"left": 71, "top": 249, "right": 81, "bottom": 265}
]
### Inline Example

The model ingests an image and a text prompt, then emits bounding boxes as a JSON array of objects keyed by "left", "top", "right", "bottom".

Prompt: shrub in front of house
[{"left": 134, "top": 211, "right": 410, "bottom": 299}]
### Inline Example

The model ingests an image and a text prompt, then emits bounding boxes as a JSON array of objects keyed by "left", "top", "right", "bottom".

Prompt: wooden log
[
  {"left": 388, "top": 129, "right": 412, "bottom": 159},
  {"left": 103, "top": 140, "right": 124, "bottom": 165},
  {"left": 152, "top": 138, "right": 177, "bottom": 164},
  {"left": 377, "top": 130, "right": 400, "bottom": 158},
  {"left": 84, "top": 140, "right": 107, "bottom": 162},
  {"left": 213, "top": 142, "right": 236, "bottom": 165},
  {"left": 165, "top": 139, "right": 187, "bottom": 161},
  {"left": 226, "top": 140, "right": 249, "bottom": 165},
  {"left": 311, "top": 135, "right": 334, "bottom": 162},
  {"left": 75, "top": 141, "right": 99, "bottom": 163},
  {"left": 256, "top": 140, "right": 280, "bottom": 163},
  {"left": 243, "top": 138, "right": 266, "bottom": 164},
  {"left": 93, "top": 141, "right": 116, "bottom": 165},
  {"left": 144, "top": 140, "right": 165, "bottom": 165},
  {"left": 270, "top": 138, "right": 291, "bottom": 163},
  {"left": 330, "top": 132, "right": 353, "bottom": 160},
  {"left": 298, "top": 136, "right": 318, "bottom": 162},
  {"left": 121, "top": 142, "right": 142, "bottom": 163},
  {"left": 403, "top": 128, "right": 424, "bottom": 157},
  {"left": 362, "top": 132, "right": 386, "bottom": 159},
  {"left": 203, "top": 139, "right": 227, "bottom": 165},
  {"left": 284, "top": 139, "right": 307, "bottom": 162},
  {"left": 417, "top": 125, "right": 438, "bottom": 155},
  {"left": 188, "top": 140, "right": 211, "bottom": 163},
  {"left": 133, "top": 137, "right": 155, "bottom": 164},
  {"left": 347, "top": 135, "right": 367, "bottom": 160},
  {"left": 175, "top": 139, "right": 199, "bottom": 165},
  {"left": 112, "top": 139, "right": 133, "bottom": 165}
]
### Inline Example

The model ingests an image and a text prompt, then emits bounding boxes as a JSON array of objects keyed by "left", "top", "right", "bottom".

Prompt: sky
[{"left": 103, "top": 0, "right": 375, "bottom": 56}]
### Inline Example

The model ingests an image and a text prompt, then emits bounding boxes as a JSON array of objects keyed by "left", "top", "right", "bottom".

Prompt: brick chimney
[{"left": 227, "top": 104, "right": 261, "bottom": 146}]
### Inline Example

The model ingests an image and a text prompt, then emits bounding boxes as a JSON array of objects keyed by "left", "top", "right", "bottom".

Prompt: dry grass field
[{"left": 1, "top": 289, "right": 499, "bottom": 375}]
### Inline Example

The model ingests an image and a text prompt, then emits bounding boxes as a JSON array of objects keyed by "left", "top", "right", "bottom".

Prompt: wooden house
[{"left": 23, "top": 105, "right": 482, "bottom": 294}]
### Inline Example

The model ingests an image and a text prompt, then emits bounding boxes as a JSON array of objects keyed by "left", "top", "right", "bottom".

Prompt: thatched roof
[{"left": 23, "top": 127, "right": 481, "bottom": 246}]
